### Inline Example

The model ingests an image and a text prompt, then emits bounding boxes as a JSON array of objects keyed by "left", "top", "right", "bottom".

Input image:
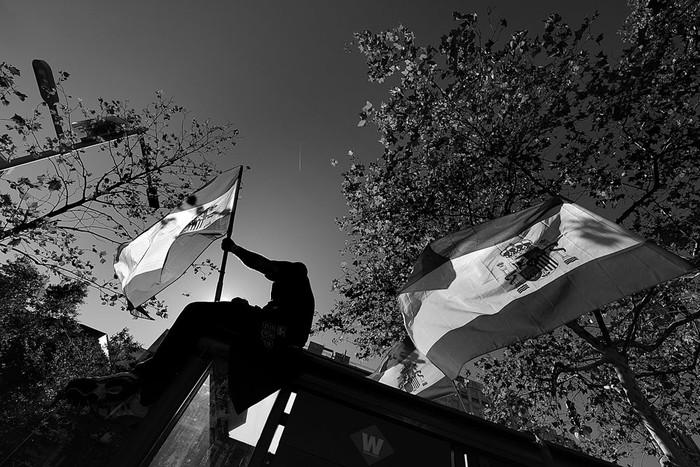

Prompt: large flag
[
  {"left": 114, "top": 167, "right": 242, "bottom": 308},
  {"left": 399, "top": 197, "right": 695, "bottom": 379},
  {"left": 368, "top": 337, "right": 454, "bottom": 400}
]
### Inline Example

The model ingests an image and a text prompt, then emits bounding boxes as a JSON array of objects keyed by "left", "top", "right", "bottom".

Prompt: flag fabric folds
[
  {"left": 114, "top": 167, "right": 242, "bottom": 308},
  {"left": 399, "top": 197, "right": 694, "bottom": 379},
  {"left": 368, "top": 337, "right": 454, "bottom": 400},
  {"left": 128, "top": 305, "right": 155, "bottom": 321}
]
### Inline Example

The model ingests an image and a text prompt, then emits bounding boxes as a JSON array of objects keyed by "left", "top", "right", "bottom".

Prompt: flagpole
[
  {"left": 451, "top": 380, "right": 469, "bottom": 414},
  {"left": 214, "top": 166, "right": 244, "bottom": 302}
]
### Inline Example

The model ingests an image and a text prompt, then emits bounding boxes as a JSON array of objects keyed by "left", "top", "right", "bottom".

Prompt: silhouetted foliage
[
  {"left": 0, "top": 259, "right": 106, "bottom": 457},
  {"left": 107, "top": 327, "right": 144, "bottom": 373},
  {"left": 1, "top": 63, "right": 238, "bottom": 316}
]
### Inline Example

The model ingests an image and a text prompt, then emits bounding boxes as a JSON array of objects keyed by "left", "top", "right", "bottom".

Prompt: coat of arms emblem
[
  {"left": 495, "top": 237, "right": 579, "bottom": 294},
  {"left": 398, "top": 359, "right": 426, "bottom": 394}
]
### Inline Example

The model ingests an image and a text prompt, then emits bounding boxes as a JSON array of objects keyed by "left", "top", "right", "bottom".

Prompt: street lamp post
[
  {"left": 0, "top": 59, "right": 145, "bottom": 172},
  {"left": 32, "top": 59, "right": 64, "bottom": 140}
]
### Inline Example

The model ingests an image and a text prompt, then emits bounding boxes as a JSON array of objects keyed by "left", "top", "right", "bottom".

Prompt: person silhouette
[{"left": 64, "top": 239, "right": 315, "bottom": 419}]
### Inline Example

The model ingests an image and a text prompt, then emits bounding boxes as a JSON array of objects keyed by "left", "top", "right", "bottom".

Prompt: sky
[{"left": 1, "top": 1, "right": 632, "bottom": 362}]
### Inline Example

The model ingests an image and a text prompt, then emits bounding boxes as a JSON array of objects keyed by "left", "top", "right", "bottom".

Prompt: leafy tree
[
  {"left": 322, "top": 2, "right": 699, "bottom": 465},
  {"left": 0, "top": 257, "right": 110, "bottom": 458},
  {"left": 107, "top": 327, "right": 145, "bottom": 373},
  {"left": 1, "top": 62, "right": 237, "bottom": 316},
  {"left": 0, "top": 62, "right": 28, "bottom": 107}
]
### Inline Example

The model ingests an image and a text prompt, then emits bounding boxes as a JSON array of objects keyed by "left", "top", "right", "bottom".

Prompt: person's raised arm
[{"left": 222, "top": 238, "right": 281, "bottom": 278}]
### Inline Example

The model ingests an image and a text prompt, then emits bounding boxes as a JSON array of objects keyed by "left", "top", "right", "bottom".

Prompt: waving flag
[
  {"left": 114, "top": 167, "right": 242, "bottom": 308},
  {"left": 369, "top": 337, "right": 454, "bottom": 400},
  {"left": 400, "top": 197, "right": 694, "bottom": 379}
]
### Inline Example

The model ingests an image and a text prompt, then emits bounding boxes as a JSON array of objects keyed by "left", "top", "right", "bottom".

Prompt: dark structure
[
  {"left": 307, "top": 340, "right": 351, "bottom": 365},
  {"left": 306, "top": 340, "right": 489, "bottom": 417},
  {"left": 112, "top": 336, "right": 619, "bottom": 467}
]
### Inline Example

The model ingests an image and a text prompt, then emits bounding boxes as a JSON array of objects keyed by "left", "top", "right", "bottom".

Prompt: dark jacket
[{"left": 233, "top": 246, "right": 314, "bottom": 347}]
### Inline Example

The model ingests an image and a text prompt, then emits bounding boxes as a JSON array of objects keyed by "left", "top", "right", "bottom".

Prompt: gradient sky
[{"left": 1, "top": 1, "right": 631, "bottom": 361}]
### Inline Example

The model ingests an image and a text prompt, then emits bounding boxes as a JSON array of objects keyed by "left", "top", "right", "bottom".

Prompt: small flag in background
[
  {"left": 114, "top": 167, "right": 242, "bottom": 309},
  {"left": 400, "top": 197, "right": 694, "bottom": 379},
  {"left": 369, "top": 337, "right": 454, "bottom": 400}
]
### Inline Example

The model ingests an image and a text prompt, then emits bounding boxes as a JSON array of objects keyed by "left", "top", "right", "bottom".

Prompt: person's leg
[
  {"left": 133, "top": 300, "right": 262, "bottom": 404},
  {"left": 134, "top": 301, "right": 260, "bottom": 375},
  {"left": 64, "top": 299, "right": 261, "bottom": 415}
]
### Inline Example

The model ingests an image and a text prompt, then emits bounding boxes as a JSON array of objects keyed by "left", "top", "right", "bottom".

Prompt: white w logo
[
  {"left": 362, "top": 433, "right": 384, "bottom": 457},
  {"left": 352, "top": 425, "right": 393, "bottom": 464}
]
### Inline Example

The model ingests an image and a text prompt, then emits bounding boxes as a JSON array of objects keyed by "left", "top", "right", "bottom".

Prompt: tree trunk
[{"left": 606, "top": 349, "right": 692, "bottom": 467}]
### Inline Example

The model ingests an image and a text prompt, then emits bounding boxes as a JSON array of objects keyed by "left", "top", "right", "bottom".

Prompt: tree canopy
[
  {"left": 0, "top": 259, "right": 103, "bottom": 456},
  {"left": 321, "top": 1, "right": 699, "bottom": 465},
  {"left": 0, "top": 257, "right": 145, "bottom": 463},
  {"left": 1, "top": 61, "right": 237, "bottom": 316}
]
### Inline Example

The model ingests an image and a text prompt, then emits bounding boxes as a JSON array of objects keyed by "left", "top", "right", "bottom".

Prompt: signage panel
[{"left": 274, "top": 392, "right": 452, "bottom": 466}]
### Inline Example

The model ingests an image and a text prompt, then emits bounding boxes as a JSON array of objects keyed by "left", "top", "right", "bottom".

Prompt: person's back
[{"left": 262, "top": 260, "right": 314, "bottom": 348}]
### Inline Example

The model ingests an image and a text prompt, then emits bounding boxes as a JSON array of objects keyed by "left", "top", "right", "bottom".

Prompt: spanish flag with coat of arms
[
  {"left": 114, "top": 167, "right": 242, "bottom": 310},
  {"left": 400, "top": 197, "right": 694, "bottom": 379}
]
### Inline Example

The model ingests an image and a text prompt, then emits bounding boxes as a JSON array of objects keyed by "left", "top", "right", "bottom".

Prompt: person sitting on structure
[{"left": 64, "top": 238, "right": 315, "bottom": 419}]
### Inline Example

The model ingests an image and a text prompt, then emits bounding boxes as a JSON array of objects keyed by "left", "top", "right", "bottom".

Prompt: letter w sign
[
  {"left": 351, "top": 425, "right": 394, "bottom": 465},
  {"left": 362, "top": 432, "right": 384, "bottom": 457}
]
